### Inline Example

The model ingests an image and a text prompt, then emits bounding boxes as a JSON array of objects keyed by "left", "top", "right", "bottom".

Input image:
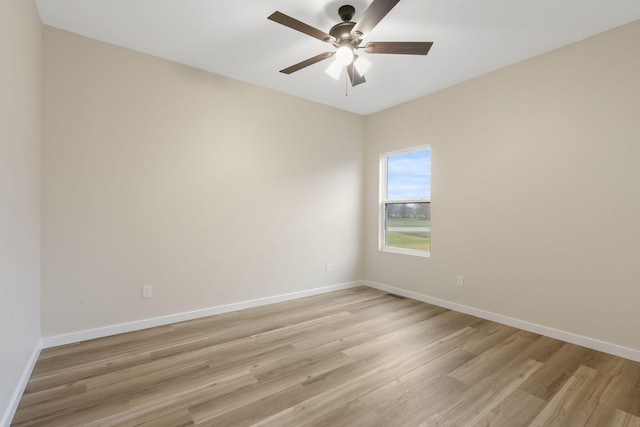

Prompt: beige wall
[
  {"left": 41, "top": 28, "right": 365, "bottom": 336},
  {"left": 0, "top": 0, "right": 42, "bottom": 421},
  {"left": 365, "top": 20, "right": 640, "bottom": 351}
]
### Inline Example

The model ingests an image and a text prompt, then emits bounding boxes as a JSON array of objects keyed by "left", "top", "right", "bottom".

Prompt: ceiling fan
[{"left": 268, "top": 0, "right": 433, "bottom": 87}]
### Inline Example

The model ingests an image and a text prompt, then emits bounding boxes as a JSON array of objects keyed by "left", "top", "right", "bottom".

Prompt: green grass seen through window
[{"left": 386, "top": 232, "right": 430, "bottom": 252}]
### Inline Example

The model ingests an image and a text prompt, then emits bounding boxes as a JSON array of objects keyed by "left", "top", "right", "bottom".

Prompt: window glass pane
[
  {"left": 385, "top": 202, "right": 431, "bottom": 252},
  {"left": 387, "top": 149, "right": 431, "bottom": 200}
]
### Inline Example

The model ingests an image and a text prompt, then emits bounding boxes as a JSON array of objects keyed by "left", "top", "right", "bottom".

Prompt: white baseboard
[
  {"left": 363, "top": 280, "right": 640, "bottom": 363},
  {"left": 39, "top": 278, "right": 640, "bottom": 361},
  {"left": 42, "top": 281, "right": 363, "bottom": 348},
  {"left": 1, "top": 341, "right": 42, "bottom": 427}
]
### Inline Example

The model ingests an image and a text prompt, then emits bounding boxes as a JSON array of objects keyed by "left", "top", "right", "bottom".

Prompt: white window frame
[{"left": 379, "top": 145, "right": 431, "bottom": 257}]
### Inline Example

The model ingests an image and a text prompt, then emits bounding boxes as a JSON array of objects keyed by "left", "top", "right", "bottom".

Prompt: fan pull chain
[{"left": 344, "top": 69, "right": 348, "bottom": 97}]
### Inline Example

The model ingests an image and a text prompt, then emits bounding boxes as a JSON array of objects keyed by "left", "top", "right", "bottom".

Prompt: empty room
[{"left": 2, "top": 0, "right": 640, "bottom": 425}]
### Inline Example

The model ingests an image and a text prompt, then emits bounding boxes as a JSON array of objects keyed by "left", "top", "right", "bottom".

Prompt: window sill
[{"left": 380, "top": 246, "right": 431, "bottom": 258}]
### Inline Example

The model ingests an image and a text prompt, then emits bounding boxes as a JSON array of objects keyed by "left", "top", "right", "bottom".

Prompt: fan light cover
[
  {"left": 335, "top": 46, "right": 354, "bottom": 66},
  {"left": 354, "top": 56, "right": 372, "bottom": 75},
  {"left": 325, "top": 61, "right": 343, "bottom": 79}
]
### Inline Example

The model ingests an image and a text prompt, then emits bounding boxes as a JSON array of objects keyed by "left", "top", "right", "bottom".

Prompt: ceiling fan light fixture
[
  {"left": 268, "top": 1, "right": 433, "bottom": 86},
  {"left": 325, "top": 61, "right": 343, "bottom": 80},
  {"left": 354, "top": 56, "right": 372, "bottom": 75},
  {"left": 335, "top": 45, "right": 354, "bottom": 66}
]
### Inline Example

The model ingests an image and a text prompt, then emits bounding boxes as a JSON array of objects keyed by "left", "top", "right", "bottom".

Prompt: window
[{"left": 380, "top": 146, "right": 431, "bottom": 256}]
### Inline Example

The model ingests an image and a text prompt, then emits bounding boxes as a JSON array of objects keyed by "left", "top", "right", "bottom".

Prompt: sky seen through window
[{"left": 387, "top": 149, "right": 431, "bottom": 200}]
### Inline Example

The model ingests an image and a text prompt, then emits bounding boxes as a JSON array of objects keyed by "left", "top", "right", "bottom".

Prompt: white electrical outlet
[
  {"left": 325, "top": 263, "right": 332, "bottom": 272},
  {"left": 142, "top": 285, "right": 152, "bottom": 298},
  {"left": 456, "top": 276, "right": 464, "bottom": 287}
]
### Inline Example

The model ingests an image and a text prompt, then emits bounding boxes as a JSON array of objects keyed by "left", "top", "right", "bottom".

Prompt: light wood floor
[{"left": 12, "top": 287, "right": 640, "bottom": 426}]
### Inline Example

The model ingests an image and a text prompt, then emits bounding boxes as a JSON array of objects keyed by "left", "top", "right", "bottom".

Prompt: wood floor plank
[
  {"left": 188, "top": 345, "right": 361, "bottom": 424},
  {"left": 463, "top": 360, "right": 542, "bottom": 426},
  {"left": 528, "top": 365, "right": 599, "bottom": 426},
  {"left": 253, "top": 328, "right": 479, "bottom": 427},
  {"left": 308, "top": 399, "right": 381, "bottom": 427},
  {"left": 12, "top": 287, "right": 640, "bottom": 426},
  {"left": 342, "top": 310, "right": 477, "bottom": 361},
  {"left": 461, "top": 321, "right": 520, "bottom": 355},
  {"left": 35, "top": 325, "right": 177, "bottom": 362},
  {"left": 472, "top": 388, "right": 548, "bottom": 427},
  {"left": 592, "top": 356, "right": 640, "bottom": 417},
  {"left": 518, "top": 342, "right": 602, "bottom": 400},
  {"left": 86, "top": 370, "right": 258, "bottom": 426},
  {"left": 610, "top": 409, "right": 640, "bottom": 427},
  {"left": 134, "top": 408, "right": 195, "bottom": 427},
  {"left": 359, "top": 348, "right": 473, "bottom": 426},
  {"left": 24, "top": 351, "right": 153, "bottom": 394},
  {"left": 437, "top": 358, "right": 543, "bottom": 426},
  {"left": 448, "top": 333, "right": 534, "bottom": 385},
  {"left": 195, "top": 337, "right": 395, "bottom": 426},
  {"left": 420, "top": 413, "right": 457, "bottom": 426},
  {"left": 573, "top": 356, "right": 640, "bottom": 425}
]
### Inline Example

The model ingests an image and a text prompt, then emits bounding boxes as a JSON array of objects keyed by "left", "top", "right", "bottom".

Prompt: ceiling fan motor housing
[
  {"left": 329, "top": 21, "right": 356, "bottom": 44},
  {"left": 338, "top": 5, "right": 355, "bottom": 21},
  {"left": 332, "top": 5, "right": 364, "bottom": 44}
]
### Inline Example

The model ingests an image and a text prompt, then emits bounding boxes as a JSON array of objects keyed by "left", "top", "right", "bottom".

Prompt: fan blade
[
  {"left": 364, "top": 42, "right": 433, "bottom": 55},
  {"left": 347, "top": 64, "right": 366, "bottom": 86},
  {"left": 351, "top": 0, "right": 401, "bottom": 39},
  {"left": 268, "top": 11, "right": 333, "bottom": 43},
  {"left": 279, "top": 52, "right": 335, "bottom": 74}
]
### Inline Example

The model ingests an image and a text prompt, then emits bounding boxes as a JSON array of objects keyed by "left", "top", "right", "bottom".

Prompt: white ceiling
[{"left": 36, "top": 0, "right": 640, "bottom": 115}]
